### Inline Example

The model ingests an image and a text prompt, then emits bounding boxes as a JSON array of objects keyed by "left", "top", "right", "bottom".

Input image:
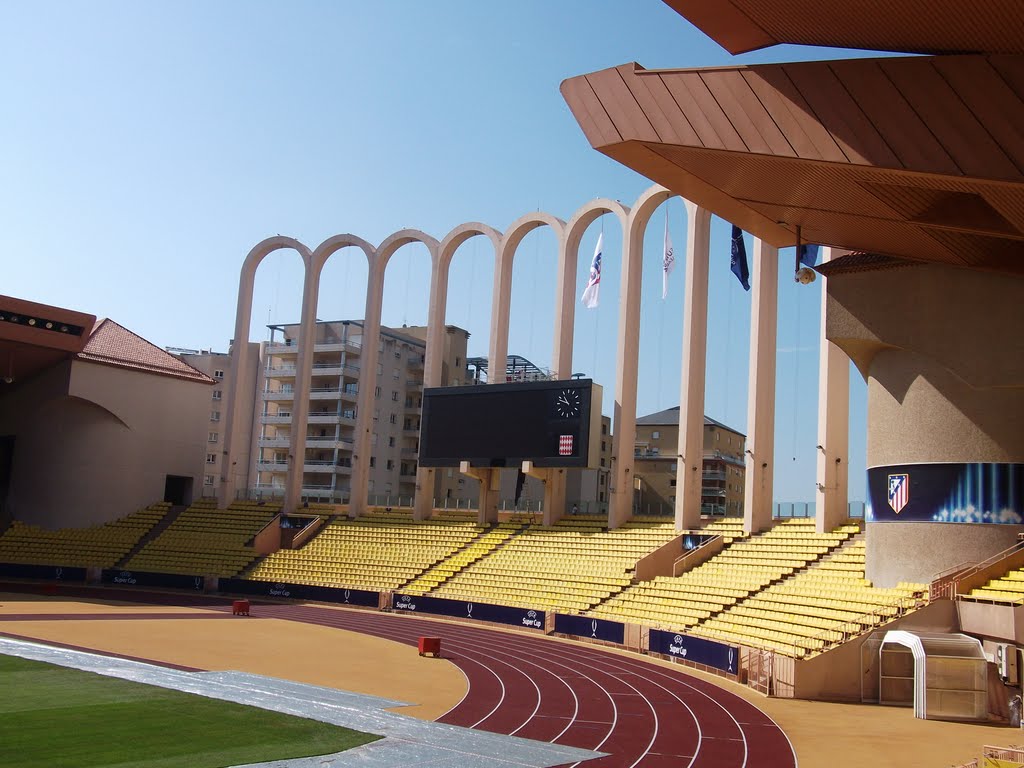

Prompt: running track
[{"left": 0, "top": 588, "right": 797, "bottom": 768}]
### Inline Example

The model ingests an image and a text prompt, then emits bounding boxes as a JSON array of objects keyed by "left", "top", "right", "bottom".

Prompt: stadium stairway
[
  {"left": 114, "top": 504, "right": 186, "bottom": 568},
  {"left": 399, "top": 520, "right": 526, "bottom": 595}
]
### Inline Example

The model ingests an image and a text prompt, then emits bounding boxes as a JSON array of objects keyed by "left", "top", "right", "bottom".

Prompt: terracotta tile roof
[{"left": 76, "top": 319, "right": 215, "bottom": 384}]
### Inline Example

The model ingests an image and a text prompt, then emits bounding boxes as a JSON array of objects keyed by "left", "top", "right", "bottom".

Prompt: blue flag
[
  {"left": 798, "top": 243, "right": 820, "bottom": 268},
  {"left": 730, "top": 225, "right": 750, "bottom": 291}
]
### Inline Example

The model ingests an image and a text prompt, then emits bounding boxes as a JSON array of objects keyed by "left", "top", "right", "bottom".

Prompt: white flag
[
  {"left": 581, "top": 232, "right": 602, "bottom": 309},
  {"left": 662, "top": 212, "right": 675, "bottom": 300}
]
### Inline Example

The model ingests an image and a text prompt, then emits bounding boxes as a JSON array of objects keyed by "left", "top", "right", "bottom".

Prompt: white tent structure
[{"left": 879, "top": 630, "right": 988, "bottom": 721}]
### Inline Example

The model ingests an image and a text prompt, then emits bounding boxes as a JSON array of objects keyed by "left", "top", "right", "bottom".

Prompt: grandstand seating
[
  {"left": 425, "top": 518, "right": 679, "bottom": 613},
  {"left": 587, "top": 519, "right": 858, "bottom": 632},
  {"left": 0, "top": 503, "right": 168, "bottom": 569},
  {"left": 963, "top": 567, "right": 1024, "bottom": 603},
  {"left": 243, "top": 511, "right": 489, "bottom": 590},
  {"left": 694, "top": 535, "right": 926, "bottom": 657},
  {"left": 123, "top": 499, "right": 278, "bottom": 577}
]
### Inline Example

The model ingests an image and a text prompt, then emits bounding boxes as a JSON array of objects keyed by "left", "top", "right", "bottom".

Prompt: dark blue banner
[
  {"left": 867, "top": 463, "right": 1024, "bottom": 524},
  {"left": 0, "top": 563, "right": 86, "bottom": 581},
  {"left": 554, "top": 614, "right": 624, "bottom": 644},
  {"left": 101, "top": 569, "right": 205, "bottom": 591},
  {"left": 649, "top": 629, "right": 738, "bottom": 674},
  {"left": 218, "top": 578, "right": 378, "bottom": 607},
  {"left": 392, "top": 593, "right": 544, "bottom": 629}
]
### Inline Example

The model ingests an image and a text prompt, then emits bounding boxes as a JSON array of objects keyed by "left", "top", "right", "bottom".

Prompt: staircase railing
[{"left": 930, "top": 540, "right": 1024, "bottom": 601}]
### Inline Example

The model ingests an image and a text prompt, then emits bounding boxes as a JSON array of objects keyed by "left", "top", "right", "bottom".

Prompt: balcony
[
  {"left": 256, "top": 461, "right": 288, "bottom": 472},
  {"left": 406, "top": 379, "right": 423, "bottom": 389},
  {"left": 303, "top": 460, "right": 352, "bottom": 475},
  {"left": 264, "top": 365, "right": 296, "bottom": 377},
  {"left": 262, "top": 390, "right": 295, "bottom": 401},
  {"left": 702, "top": 470, "right": 727, "bottom": 481},
  {"left": 313, "top": 340, "right": 362, "bottom": 354},
  {"left": 305, "top": 436, "right": 354, "bottom": 449},
  {"left": 401, "top": 448, "right": 418, "bottom": 457},
  {"left": 407, "top": 354, "right": 424, "bottom": 369},
  {"left": 258, "top": 437, "right": 290, "bottom": 448},
  {"left": 634, "top": 449, "right": 665, "bottom": 459},
  {"left": 261, "top": 414, "right": 292, "bottom": 425}
]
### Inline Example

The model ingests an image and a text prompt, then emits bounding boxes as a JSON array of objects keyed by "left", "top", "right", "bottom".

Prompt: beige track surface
[{"left": 0, "top": 593, "right": 1015, "bottom": 765}]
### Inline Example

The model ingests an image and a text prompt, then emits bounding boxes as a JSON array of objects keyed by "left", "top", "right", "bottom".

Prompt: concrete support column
[
  {"left": 743, "top": 238, "right": 779, "bottom": 533},
  {"left": 815, "top": 247, "right": 851, "bottom": 533},
  {"left": 222, "top": 268, "right": 258, "bottom": 508},
  {"left": 488, "top": 249, "right": 514, "bottom": 382},
  {"left": 284, "top": 269, "right": 321, "bottom": 513},
  {"left": 350, "top": 263, "right": 386, "bottom": 518},
  {"left": 461, "top": 462, "right": 499, "bottom": 524},
  {"left": 552, "top": 232, "right": 578, "bottom": 379},
  {"left": 674, "top": 203, "right": 712, "bottom": 531},
  {"left": 609, "top": 224, "right": 644, "bottom": 530},
  {"left": 414, "top": 252, "right": 449, "bottom": 522}
]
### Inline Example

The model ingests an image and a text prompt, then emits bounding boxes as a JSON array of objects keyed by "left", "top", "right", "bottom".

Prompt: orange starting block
[{"left": 232, "top": 599, "right": 250, "bottom": 616}]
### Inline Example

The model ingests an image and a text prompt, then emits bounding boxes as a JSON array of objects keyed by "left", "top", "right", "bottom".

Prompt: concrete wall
[
  {"left": 827, "top": 263, "right": 1024, "bottom": 586},
  {"left": 3, "top": 360, "right": 210, "bottom": 527}
]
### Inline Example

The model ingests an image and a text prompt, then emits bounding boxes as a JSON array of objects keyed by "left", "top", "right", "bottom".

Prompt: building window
[
  {"left": 669, "top": 479, "right": 676, "bottom": 487},
  {"left": 377, "top": 363, "right": 383, "bottom": 375},
  {"left": 652, "top": 431, "right": 660, "bottom": 439},
  {"left": 602, "top": 423, "right": 608, "bottom": 435},
  {"left": 210, "top": 411, "right": 220, "bottom": 422},
  {"left": 394, "top": 351, "right": 401, "bottom": 359},
  {"left": 214, "top": 370, "right": 224, "bottom": 379},
  {"left": 369, "top": 456, "right": 376, "bottom": 467},
  {"left": 208, "top": 432, "right": 218, "bottom": 443},
  {"left": 212, "top": 390, "right": 222, "bottom": 400},
  {"left": 600, "top": 458, "right": 605, "bottom": 467},
  {"left": 389, "top": 414, "right": 397, "bottom": 424},
  {"left": 388, "top": 436, "right": 395, "bottom": 447},
  {"left": 386, "top": 459, "right": 394, "bottom": 470},
  {"left": 391, "top": 391, "right": 398, "bottom": 401},
  {"left": 206, "top": 453, "right": 217, "bottom": 464},
  {"left": 204, "top": 474, "right": 215, "bottom": 486},
  {"left": 455, "top": 356, "right": 461, "bottom": 367},
  {"left": 393, "top": 369, "right": 399, "bottom": 379},
  {"left": 374, "top": 386, "right": 381, "bottom": 398}
]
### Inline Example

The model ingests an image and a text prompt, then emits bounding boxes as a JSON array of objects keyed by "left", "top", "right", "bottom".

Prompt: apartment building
[
  {"left": 634, "top": 407, "right": 746, "bottom": 517},
  {"left": 226, "top": 320, "right": 470, "bottom": 505},
  {"left": 172, "top": 344, "right": 260, "bottom": 498}
]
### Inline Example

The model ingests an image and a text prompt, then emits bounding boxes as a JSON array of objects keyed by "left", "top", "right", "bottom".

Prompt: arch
[
  {"left": 437, "top": 222, "right": 502, "bottom": 273},
  {"left": 491, "top": 212, "right": 567, "bottom": 384},
  {"left": 310, "top": 233, "right": 376, "bottom": 279},
  {"left": 626, "top": 185, "right": 674, "bottom": 244},
  {"left": 222, "top": 236, "right": 312, "bottom": 508}
]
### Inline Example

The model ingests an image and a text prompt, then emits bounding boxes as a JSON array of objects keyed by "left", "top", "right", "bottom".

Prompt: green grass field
[{"left": 0, "top": 653, "right": 380, "bottom": 768}]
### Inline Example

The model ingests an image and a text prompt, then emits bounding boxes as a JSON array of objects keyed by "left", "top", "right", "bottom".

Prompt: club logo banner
[{"left": 867, "top": 463, "right": 1024, "bottom": 524}]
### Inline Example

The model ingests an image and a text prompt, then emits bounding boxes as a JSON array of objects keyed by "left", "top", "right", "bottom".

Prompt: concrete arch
[
  {"left": 310, "top": 233, "right": 376, "bottom": 278},
  {"left": 491, "top": 212, "right": 568, "bottom": 382},
  {"left": 222, "top": 236, "right": 312, "bottom": 507},
  {"left": 437, "top": 222, "right": 502, "bottom": 273},
  {"left": 558, "top": 199, "right": 632, "bottom": 381}
]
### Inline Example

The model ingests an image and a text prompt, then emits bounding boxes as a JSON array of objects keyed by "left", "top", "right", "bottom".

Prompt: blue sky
[{"left": 1, "top": 1, "right": 880, "bottom": 502}]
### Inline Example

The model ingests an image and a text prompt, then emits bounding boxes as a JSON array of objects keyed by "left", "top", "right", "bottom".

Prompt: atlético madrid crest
[{"left": 888, "top": 473, "right": 909, "bottom": 514}]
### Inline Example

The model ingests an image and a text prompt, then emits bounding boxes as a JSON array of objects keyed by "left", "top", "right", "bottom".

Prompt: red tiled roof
[{"left": 76, "top": 319, "right": 215, "bottom": 384}]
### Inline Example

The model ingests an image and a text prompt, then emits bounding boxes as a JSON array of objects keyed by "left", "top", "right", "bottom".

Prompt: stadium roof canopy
[
  {"left": 663, "top": 0, "right": 1024, "bottom": 56},
  {"left": 561, "top": 1, "right": 1024, "bottom": 276}
]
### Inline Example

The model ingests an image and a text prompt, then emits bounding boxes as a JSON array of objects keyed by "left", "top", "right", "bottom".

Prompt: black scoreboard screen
[{"left": 418, "top": 379, "right": 602, "bottom": 469}]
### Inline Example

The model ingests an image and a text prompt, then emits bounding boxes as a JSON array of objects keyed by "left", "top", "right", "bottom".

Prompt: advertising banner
[
  {"left": 0, "top": 563, "right": 86, "bottom": 581},
  {"left": 100, "top": 569, "right": 205, "bottom": 591},
  {"left": 867, "top": 463, "right": 1024, "bottom": 524},
  {"left": 218, "top": 578, "right": 379, "bottom": 607},
  {"left": 392, "top": 593, "right": 544, "bottom": 629},
  {"left": 648, "top": 629, "right": 738, "bottom": 674},
  {"left": 554, "top": 613, "right": 625, "bottom": 644}
]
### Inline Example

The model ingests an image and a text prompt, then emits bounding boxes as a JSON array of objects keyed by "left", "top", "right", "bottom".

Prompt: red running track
[{"left": 251, "top": 603, "right": 797, "bottom": 768}]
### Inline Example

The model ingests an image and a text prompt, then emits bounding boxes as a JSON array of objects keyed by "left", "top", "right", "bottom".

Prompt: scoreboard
[{"left": 418, "top": 379, "right": 602, "bottom": 469}]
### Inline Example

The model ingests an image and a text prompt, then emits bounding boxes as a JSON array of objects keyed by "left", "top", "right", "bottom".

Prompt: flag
[
  {"left": 580, "top": 232, "right": 602, "bottom": 309},
  {"left": 798, "top": 243, "right": 820, "bottom": 268},
  {"left": 730, "top": 225, "right": 750, "bottom": 291},
  {"left": 662, "top": 213, "right": 675, "bottom": 300}
]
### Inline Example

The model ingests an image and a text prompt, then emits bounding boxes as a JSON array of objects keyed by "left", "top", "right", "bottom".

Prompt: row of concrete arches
[{"left": 219, "top": 184, "right": 827, "bottom": 531}]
